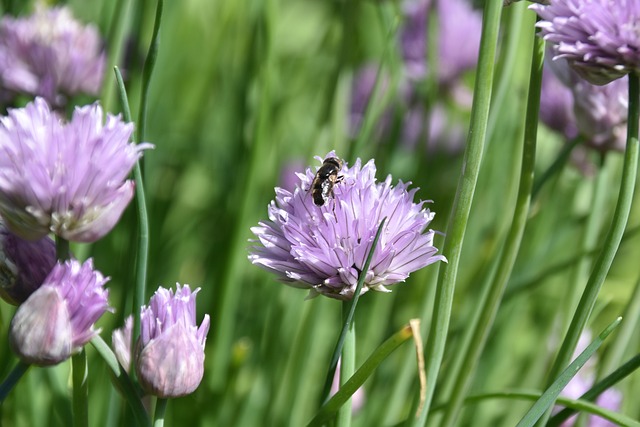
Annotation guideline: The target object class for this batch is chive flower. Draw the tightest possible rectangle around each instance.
[0,4,106,106]
[0,97,152,242]
[249,153,445,300]
[0,220,56,305]
[401,0,482,84]
[135,284,210,398]
[542,56,629,152]
[532,0,640,85]
[9,258,111,366]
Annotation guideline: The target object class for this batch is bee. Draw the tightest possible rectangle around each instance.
[311,157,344,207]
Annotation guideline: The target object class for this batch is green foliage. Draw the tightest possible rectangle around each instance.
[1,0,640,426]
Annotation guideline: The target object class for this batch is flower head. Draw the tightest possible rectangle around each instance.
[249,153,445,300]
[0,220,56,305]
[572,77,628,152]
[0,97,153,242]
[0,4,106,106]
[532,0,640,85]
[542,56,629,151]
[9,258,111,366]
[136,284,210,398]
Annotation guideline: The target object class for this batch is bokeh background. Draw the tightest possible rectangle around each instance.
[1,0,639,426]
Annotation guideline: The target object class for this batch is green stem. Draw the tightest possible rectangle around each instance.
[90,336,151,427]
[113,67,151,372]
[55,236,71,262]
[0,362,29,402]
[429,389,640,427]
[517,318,622,427]
[537,72,640,425]
[308,323,414,427]
[319,218,387,404]
[548,352,640,427]
[208,0,276,390]
[531,136,581,200]
[72,350,89,427]
[564,155,609,327]
[336,304,355,427]
[101,0,131,112]
[138,0,163,149]
[153,398,168,427]
[599,277,640,376]
[439,23,543,427]
[414,0,503,423]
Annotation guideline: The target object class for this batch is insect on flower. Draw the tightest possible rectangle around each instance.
[311,157,344,207]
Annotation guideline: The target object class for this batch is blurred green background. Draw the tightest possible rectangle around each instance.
[1,0,639,426]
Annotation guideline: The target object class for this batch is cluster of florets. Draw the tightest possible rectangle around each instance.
[250,152,446,300]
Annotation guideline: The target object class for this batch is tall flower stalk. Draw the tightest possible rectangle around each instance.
[529,0,640,423]
[415,0,503,423]
[439,15,543,426]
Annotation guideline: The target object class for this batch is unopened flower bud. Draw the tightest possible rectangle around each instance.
[9,286,72,365]
[135,284,210,398]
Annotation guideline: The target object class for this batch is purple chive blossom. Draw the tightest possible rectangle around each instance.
[0,4,106,106]
[0,97,153,242]
[532,0,640,85]
[544,56,629,151]
[136,284,210,398]
[572,77,628,152]
[9,258,111,366]
[540,63,579,140]
[0,220,56,305]
[401,0,482,84]
[249,152,446,300]
[436,0,482,85]
[400,0,430,80]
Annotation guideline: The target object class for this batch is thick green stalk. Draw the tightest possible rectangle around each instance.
[153,398,168,427]
[438,25,543,427]
[564,155,609,327]
[308,323,414,427]
[414,0,503,423]
[537,72,640,426]
[71,350,89,427]
[90,337,150,427]
[55,236,71,262]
